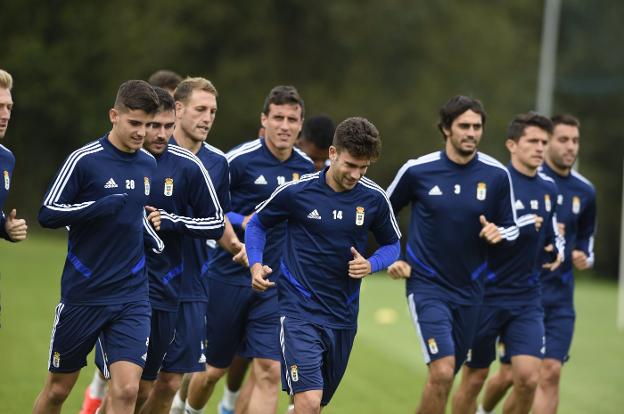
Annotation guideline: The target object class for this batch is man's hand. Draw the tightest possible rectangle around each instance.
[542,244,563,271]
[145,206,161,231]
[479,215,502,244]
[572,249,591,270]
[534,215,543,231]
[348,247,371,279]
[388,260,411,280]
[5,209,27,242]
[251,262,274,291]
[232,241,249,267]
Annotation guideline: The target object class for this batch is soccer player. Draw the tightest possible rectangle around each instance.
[148,70,183,96]
[33,80,162,414]
[246,116,401,413]
[184,85,315,414]
[479,114,597,414]
[450,113,564,414]
[296,114,335,171]
[386,95,518,414]
[0,68,27,243]
[149,77,244,414]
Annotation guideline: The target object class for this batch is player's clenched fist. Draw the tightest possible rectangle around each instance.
[251,262,274,291]
[388,260,411,280]
[479,215,503,244]
[348,247,371,279]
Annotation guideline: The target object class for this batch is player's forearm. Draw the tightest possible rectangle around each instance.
[226,211,246,230]
[218,217,242,254]
[143,215,165,253]
[368,241,401,273]
[159,210,225,240]
[245,215,267,266]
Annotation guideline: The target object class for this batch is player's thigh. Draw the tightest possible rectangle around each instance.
[161,301,207,374]
[99,301,151,371]
[240,292,281,362]
[543,305,575,363]
[279,316,324,398]
[407,293,454,363]
[320,326,357,406]
[48,303,109,373]
[205,279,253,368]
[142,309,178,381]
[466,306,503,370]
[502,305,545,360]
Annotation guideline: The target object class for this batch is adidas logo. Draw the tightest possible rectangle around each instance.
[515,200,525,210]
[307,209,322,220]
[198,353,206,363]
[104,178,118,188]
[428,185,442,195]
[141,353,147,361]
[254,175,268,185]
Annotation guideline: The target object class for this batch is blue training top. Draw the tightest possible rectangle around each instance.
[171,139,232,303]
[484,164,564,306]
[207,138,314,289]
[146,143,225,311]
[249,169,401,329]
[539,162,596,307]
[0,144,15,241]
[39,135,163,306]
[387,150,519,305]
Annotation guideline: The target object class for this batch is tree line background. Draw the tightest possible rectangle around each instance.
[1,0,622,277]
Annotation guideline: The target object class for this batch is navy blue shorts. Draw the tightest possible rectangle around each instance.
[279,316,356,407]
[468,304,544,369]
[141,309,178,380]
[160,301,207,373]
[543,305,575,363]
[49,301,151,374]
[205,278,280,369]
[407,293,480,373]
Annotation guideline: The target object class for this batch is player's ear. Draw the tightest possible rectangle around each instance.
[175,101,184,118]
[329,146,338,162]
[505,138,516,153]
[260,112,268,129]
[109,108,119,124]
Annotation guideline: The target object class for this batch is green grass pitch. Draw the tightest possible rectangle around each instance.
[1,234,623,413]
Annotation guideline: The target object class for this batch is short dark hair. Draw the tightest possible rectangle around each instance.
[551,114,580,129]
[333,117,381,161]
[262,85,305,118]
[506,112,553,141]
[300,115,335,150]
[437,95,487,139]
[148,70,183,91]
[153,87,175,113]
[114,80,160,114]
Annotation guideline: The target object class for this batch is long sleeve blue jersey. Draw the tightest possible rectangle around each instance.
[387,151,519,304]
[146,143,225,311]
[38,135,163,305]
[0,144,15,241]
[253,170,401,328]
[539,162,596,307]
[207,138,315,288]
[484,164,565,306]
[173,139,232,303]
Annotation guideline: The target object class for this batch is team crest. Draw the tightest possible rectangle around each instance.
[3,170,9,190]
[530,200,539,210]
[355,206,365,226]
[427,338,439,355]
[572,196,581,214]
[557,194,563,205]
[290,365,299,382]
[544,194,552,212]
[144,177,150,196]
[164,178,174,197]
[476,182,487,201]
[292,172,300,181]
[52,352,61,368]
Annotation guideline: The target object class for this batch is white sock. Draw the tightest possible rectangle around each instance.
[170,392,185,414]
[221,384,240,410]
[89,370,107,399]
[287,404,295,413]
[476,404,493,414]
[184,401,203,414]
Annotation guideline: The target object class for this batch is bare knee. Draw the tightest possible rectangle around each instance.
[463,368,489,396]
[294,391,322,414]
[201,366,227,386]
[539,360,562,388]
[45,381,73,405]
[254,359,280,386]
[154,373,182,396]
[429,359,455,389]
[110,381,140,404]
